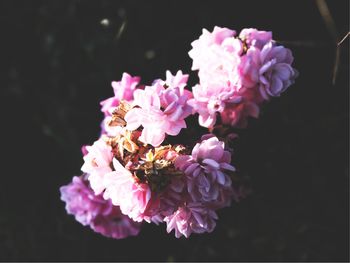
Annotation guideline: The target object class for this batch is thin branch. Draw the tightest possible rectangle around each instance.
[332,32,349,85]
[337,32,350,46]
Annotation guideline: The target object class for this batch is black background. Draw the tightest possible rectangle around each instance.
[1,0,349,261]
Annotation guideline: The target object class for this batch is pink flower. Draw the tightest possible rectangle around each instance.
[189,26,237,71]
[187,27,247,128]
[175,135,235,204]
[188,84,242,128]
[125,72,193,146]
[100,72,141,116]
[60,175,141,239]
[81,139,113,195]
[189,26,242,91]
[164,202,218,238]
[102,158,155,222]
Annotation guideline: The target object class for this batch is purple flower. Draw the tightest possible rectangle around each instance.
[239,42,298,99]
[175,135,235,204]
[257,42,298,98]
[60,175,141,239]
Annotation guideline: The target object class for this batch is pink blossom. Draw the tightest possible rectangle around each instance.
[102,158,155,222]
[189,26,242,90]
[196,46,242,92]
[188,26,243,91]
[125,72,192,146]
[187,27,246,128]
[100,72,141,116]
[175,135,235,204]
[188,84,242,128]
[60,175,141,239]
[189,26,237,71]
[164,202,218,238]
[81,139,113,195]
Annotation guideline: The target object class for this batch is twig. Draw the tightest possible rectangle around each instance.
[337,32,350,46]
[332,32,349,85]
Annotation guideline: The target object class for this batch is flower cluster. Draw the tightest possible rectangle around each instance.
[60,26,297,239]
[188,27,298,128]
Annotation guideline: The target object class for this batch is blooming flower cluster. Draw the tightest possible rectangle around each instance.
[188,27,298,128]
[60,26,297,239]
